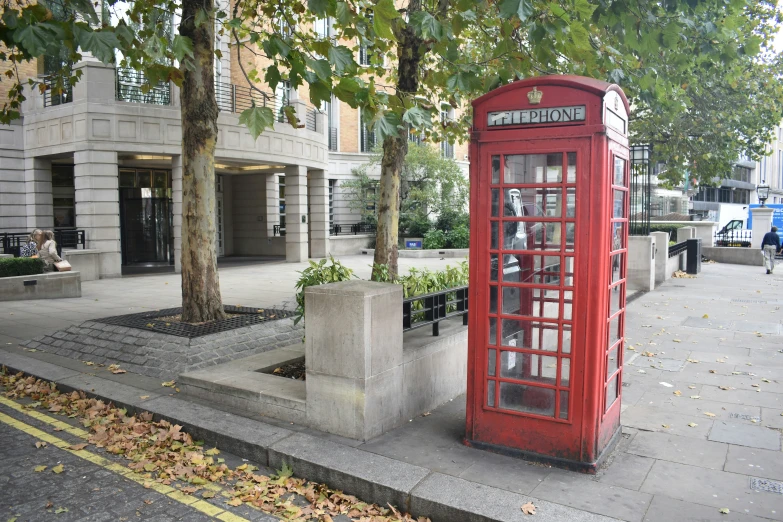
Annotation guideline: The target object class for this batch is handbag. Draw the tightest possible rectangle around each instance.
[54,260,72,272]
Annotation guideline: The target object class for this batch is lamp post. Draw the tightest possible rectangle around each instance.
[629,144,652,236]
[757,184,770,207]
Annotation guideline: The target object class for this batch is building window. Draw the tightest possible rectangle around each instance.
[440,107,454,158]
[731,166,751,183]
[360,111,376,152]
[216,174,223,193]
[279,176,286,232]
[327,96,337,151]
[276,81,291,123]
[719,188,731,203]
[329,179,335,229]
[314,17,332,39]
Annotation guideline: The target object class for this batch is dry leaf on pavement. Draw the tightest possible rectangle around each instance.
[108,364,126,374]
[51,464,64,474]
[521,502,536,515]
[687,423,698,428]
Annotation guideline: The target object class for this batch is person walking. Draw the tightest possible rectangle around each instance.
[38,230,63,272]
[761,226,781,275]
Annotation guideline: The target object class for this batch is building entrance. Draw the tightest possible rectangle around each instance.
[119,168,174,267]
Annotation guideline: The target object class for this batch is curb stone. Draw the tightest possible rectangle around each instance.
[0,350,622,522]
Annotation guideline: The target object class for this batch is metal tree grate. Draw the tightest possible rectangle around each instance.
[93,306,294,338]
[750,478,783,494]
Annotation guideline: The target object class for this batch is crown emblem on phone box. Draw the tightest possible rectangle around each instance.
[527,87,543,104]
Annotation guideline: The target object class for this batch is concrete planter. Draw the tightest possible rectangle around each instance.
[0,271,81,301]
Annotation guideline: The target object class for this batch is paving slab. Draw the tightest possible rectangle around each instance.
[708,421,782,451]
[733,321,782,335]
[640,460,783,521]
[626,431,728,470]
[699,385,783,409]
[530,470,653,522]
[761,408,783,429]
[456,450,553,495]
[411,472,623,522]
[620,404,714,439]
[682,317,736,330]
[642,495,775,522]
[596,452,655,491]
[267,432,431,511]
[0,350,80,382]
[724,444,783,481]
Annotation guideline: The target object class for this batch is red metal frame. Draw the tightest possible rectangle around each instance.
[465,76,630,472]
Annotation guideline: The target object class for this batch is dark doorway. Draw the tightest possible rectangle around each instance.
[119,168,174,270]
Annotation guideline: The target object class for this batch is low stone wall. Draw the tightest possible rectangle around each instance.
[0,271,81,301]
[627,236,655,292]
[666,252,684,276]
[329,234,373,255]
[702,246,763,266]
[63,249,101,281]
[22,317,303,380]
[361,248,469,259]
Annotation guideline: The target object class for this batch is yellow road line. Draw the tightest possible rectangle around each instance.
[0,396,242,501]
[0,410,252,522]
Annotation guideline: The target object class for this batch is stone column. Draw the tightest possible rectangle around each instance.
[650,231,669,285]
[71,61,115,104]
[74,150,120,278]
[626,235,655,292]
[676,226,695,243]
[24,158,54,230]
[264,173,280,237]
[305,280,403,441]
[308,170,330,258]
[172,156,183,273]
[284,165,308,262]
[751,207,775,249]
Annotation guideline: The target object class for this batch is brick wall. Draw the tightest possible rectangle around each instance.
[0,51,38,109]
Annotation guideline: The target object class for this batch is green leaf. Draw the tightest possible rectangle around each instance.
[402,105,432,129]
[307,57,332,81]
[194,8,210,28]
[239,106,275,139]
[498,0,534,20]
[373,0,399,40]
[411,11,443,41]
[74,26,121,64]
[446,71,482,92]
[13,23,52,57]
[335,1,351,25]
[308,0,329,17]
[373,111,400,140]
[265,66,281,92]
[308,79,332,106]
[172,35,193,63]
[328,45,354,74]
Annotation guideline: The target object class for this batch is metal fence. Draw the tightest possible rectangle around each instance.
[305,107,317,132]
[330,223,376,236]
[43,75,72,107]
[714,229,752,248]
[1,229,85,257]
[629,144,652,236]
[328,126,338,151]
[214,81,280,115]
[668,241,688,258]
[116,68,171,105]
[403,285,468,336]
[361,125,377,152]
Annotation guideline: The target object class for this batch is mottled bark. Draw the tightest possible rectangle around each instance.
[179,0,225,322]
[372,0,425,281]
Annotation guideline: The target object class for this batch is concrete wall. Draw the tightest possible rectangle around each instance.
[650,221,716,247]
[702,246,763,266]
[627,236,655,292]
[222,174,235,256]
[651,231,669,285]
[330,235,373,256]
[232,173,268,256]
[0,271,81,301]
[0,122,29,234]
[62,249,100,281]
[666,253,684,277]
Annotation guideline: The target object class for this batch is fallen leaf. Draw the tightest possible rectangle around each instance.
[54,507,68,514]
[703,412,716,417]
[227,498,243,506]
[34,465,47,472]
[521,502,536,515]
[201,491,215,499]
[761,378,771,383]
[46,501,53,509]
[719,508,730,514]
[139,395,149,400]
[35,441,47,448]
[661,424,670,429]
[52,464,64,474]
[162,381,176,387]
[107,364,126,374]
[422,412,432,417]
[688,423,698,427]
[716,359,725,363]
[143,500,153,505]
[751,384,760,388]
[702,314,709,319]
[690,395,701,399]
[673,390,682,396]
[709,370,717,374]
[719,386,735,390]
[688,385,696,389]
[83,361,95,366]
[68,443,88,451]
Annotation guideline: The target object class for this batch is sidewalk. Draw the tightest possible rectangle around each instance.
[1,261,782,521]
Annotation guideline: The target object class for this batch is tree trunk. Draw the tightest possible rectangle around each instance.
[179,0,225,323]
[371,0,424,281]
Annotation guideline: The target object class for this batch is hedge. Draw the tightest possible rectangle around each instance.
[630,223,685,239]
[0,257,45,278]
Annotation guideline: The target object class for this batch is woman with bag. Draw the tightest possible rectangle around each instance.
[39,230,70,272]
[19,229,42,258]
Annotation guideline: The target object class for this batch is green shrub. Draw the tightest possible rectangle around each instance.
[372,261,469,298]
[0,257,44,278]
[436,210,469,233]
[446,225,470,249]
[294,256,355,325]
[422,229,446,249]
[405,216,432,238]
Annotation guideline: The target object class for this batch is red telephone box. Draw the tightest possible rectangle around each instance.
[465,75,630,472]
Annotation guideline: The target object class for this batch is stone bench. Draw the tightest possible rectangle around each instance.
[0,271,81,301]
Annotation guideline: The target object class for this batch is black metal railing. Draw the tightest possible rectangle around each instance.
[629,144,652,236]
[305,107,317,132]
[1,229,85,257]
[214,81,280,115]
[43,75,72,107]
[361,125,377,152]
[714,229,752,248]
[403,285,468,336]
[116,68,171,105]
[273,225,286,237]
[328,126,338,151]
[668,241,688,258]
[330,223,376,236]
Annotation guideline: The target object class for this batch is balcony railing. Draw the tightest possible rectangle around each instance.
[328,126,338,151]
[305,107,317,132]
[214,81,281,116]
[361,125,377,152]
[43,75,72,107]
[116,68,171,105]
